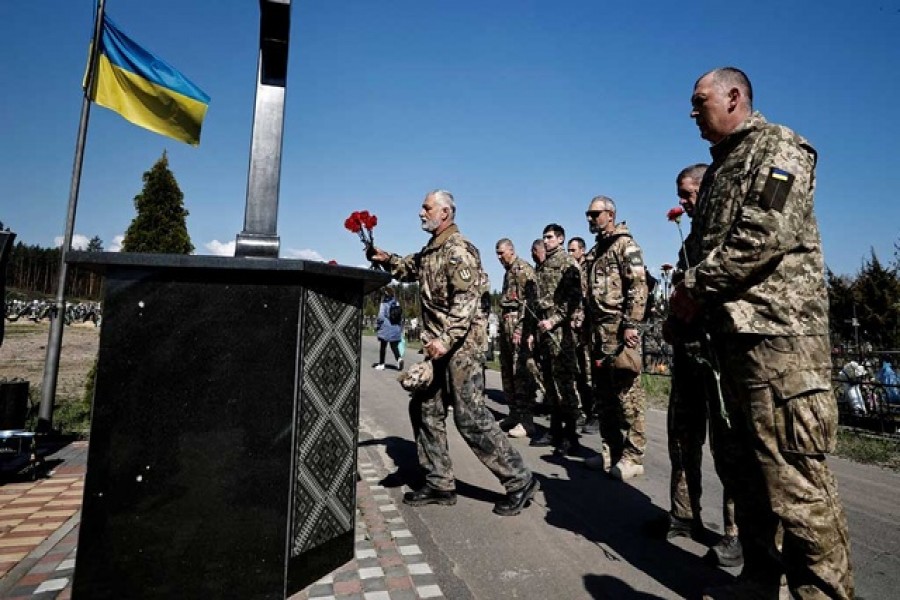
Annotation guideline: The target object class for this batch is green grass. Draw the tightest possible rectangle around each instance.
[834,429,900,471]
[642,373,672,409]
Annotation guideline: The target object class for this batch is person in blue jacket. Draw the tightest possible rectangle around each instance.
[375,287,403,370]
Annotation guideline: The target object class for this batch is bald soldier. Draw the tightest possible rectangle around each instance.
[495,239,539,438]
[671,67,852,598]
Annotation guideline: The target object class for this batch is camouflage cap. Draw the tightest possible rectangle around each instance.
[398,360,433,392]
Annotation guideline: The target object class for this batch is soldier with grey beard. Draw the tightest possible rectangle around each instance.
[368,189,539,516]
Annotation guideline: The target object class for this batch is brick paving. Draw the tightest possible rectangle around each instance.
[0,440,443,599]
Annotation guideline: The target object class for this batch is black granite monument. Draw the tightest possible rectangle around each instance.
[69,2,389,598]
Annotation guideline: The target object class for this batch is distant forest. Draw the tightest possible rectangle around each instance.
[6,242,102,300]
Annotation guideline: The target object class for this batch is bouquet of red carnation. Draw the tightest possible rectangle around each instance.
[344,210,381,269]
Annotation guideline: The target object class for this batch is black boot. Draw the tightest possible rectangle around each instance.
[530,411,562,447]
[554,418,582,457]
[402,486,457,506]
[493,477,540,516]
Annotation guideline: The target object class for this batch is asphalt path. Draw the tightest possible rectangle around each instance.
[356,336,898,599]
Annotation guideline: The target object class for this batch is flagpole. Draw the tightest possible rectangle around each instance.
[37,0,106,433]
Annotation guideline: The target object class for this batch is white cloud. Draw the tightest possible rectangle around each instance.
[109,235,124,252]
[284,248,325,261]
[203,239,236,256]
[54,233,90,250]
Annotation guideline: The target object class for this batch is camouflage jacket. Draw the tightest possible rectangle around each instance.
[585,223,648,330]
[386,224,486,354]
[500,256,536,335]
[683,112,829,336]
[527,245,581,335]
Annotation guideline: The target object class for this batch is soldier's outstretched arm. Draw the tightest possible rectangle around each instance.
[376,250,421,283]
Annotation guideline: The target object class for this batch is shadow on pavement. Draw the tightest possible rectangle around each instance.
[359,435,510,506]
[584,574,662,599]
[535,450,735,599]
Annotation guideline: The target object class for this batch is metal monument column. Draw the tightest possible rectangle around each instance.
[235,0,291,257]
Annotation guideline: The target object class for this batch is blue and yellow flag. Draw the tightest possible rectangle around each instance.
[89,16,210,146]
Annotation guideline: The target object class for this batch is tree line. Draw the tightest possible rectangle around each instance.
[5,152,193,303]
[6,237,104,300]
[827,249,900,351]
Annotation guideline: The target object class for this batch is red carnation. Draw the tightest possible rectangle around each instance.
[667,206,685,223]
[344,211,362,233]
[343,210,379,270]
[667,207,689,268]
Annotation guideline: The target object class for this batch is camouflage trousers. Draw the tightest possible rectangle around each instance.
[574,337,593,417]
[668,346,737,536]
[535,326,581,421]
[593,363,646,464]
[590,320,645,462]
[409,347,532,494]
[526,355,545,396]
[498,314,537,419]
[715,334,852,599]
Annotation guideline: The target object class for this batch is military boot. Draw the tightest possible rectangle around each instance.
[554,418,582,457]
[709,534,744,567]
[530,412,562,447]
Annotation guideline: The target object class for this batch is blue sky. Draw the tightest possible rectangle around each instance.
[3,0,899,291]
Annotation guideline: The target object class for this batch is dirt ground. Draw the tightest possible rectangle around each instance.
[0,321,99,403]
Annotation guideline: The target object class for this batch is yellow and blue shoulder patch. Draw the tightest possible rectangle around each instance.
[760,167,795,212]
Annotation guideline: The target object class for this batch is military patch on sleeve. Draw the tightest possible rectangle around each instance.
[452,265,475,290]
[760,167,795,212]
[626,250,644,267]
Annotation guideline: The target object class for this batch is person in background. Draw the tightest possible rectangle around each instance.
[528,224,583,457]
[495,238,539,439]
[662,163,741,568]
[374,287,403,370]
[582,195,649,480]
[568,236,594,432]
[531,238,546,266]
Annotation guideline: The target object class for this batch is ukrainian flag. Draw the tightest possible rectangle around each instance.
[89,16,210,146]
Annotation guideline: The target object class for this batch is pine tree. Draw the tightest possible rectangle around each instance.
[849,250,900,349]
[121,151,194,254]
[86,236,104,252]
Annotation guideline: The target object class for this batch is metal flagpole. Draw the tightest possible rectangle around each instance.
[37,0,107,432]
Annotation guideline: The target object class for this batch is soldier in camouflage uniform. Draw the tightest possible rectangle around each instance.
[495,239,538,438]
[528,239,548,404]
[582,196,648,480]
[369,190,538,516]
[670,67,852,599]
[527,224,583,456]
[568,237,596,432]
[663,164,741,567]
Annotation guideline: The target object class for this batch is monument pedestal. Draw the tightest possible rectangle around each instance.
[68,252,387,599]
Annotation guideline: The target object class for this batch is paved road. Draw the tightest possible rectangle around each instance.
[357,337,898,599]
